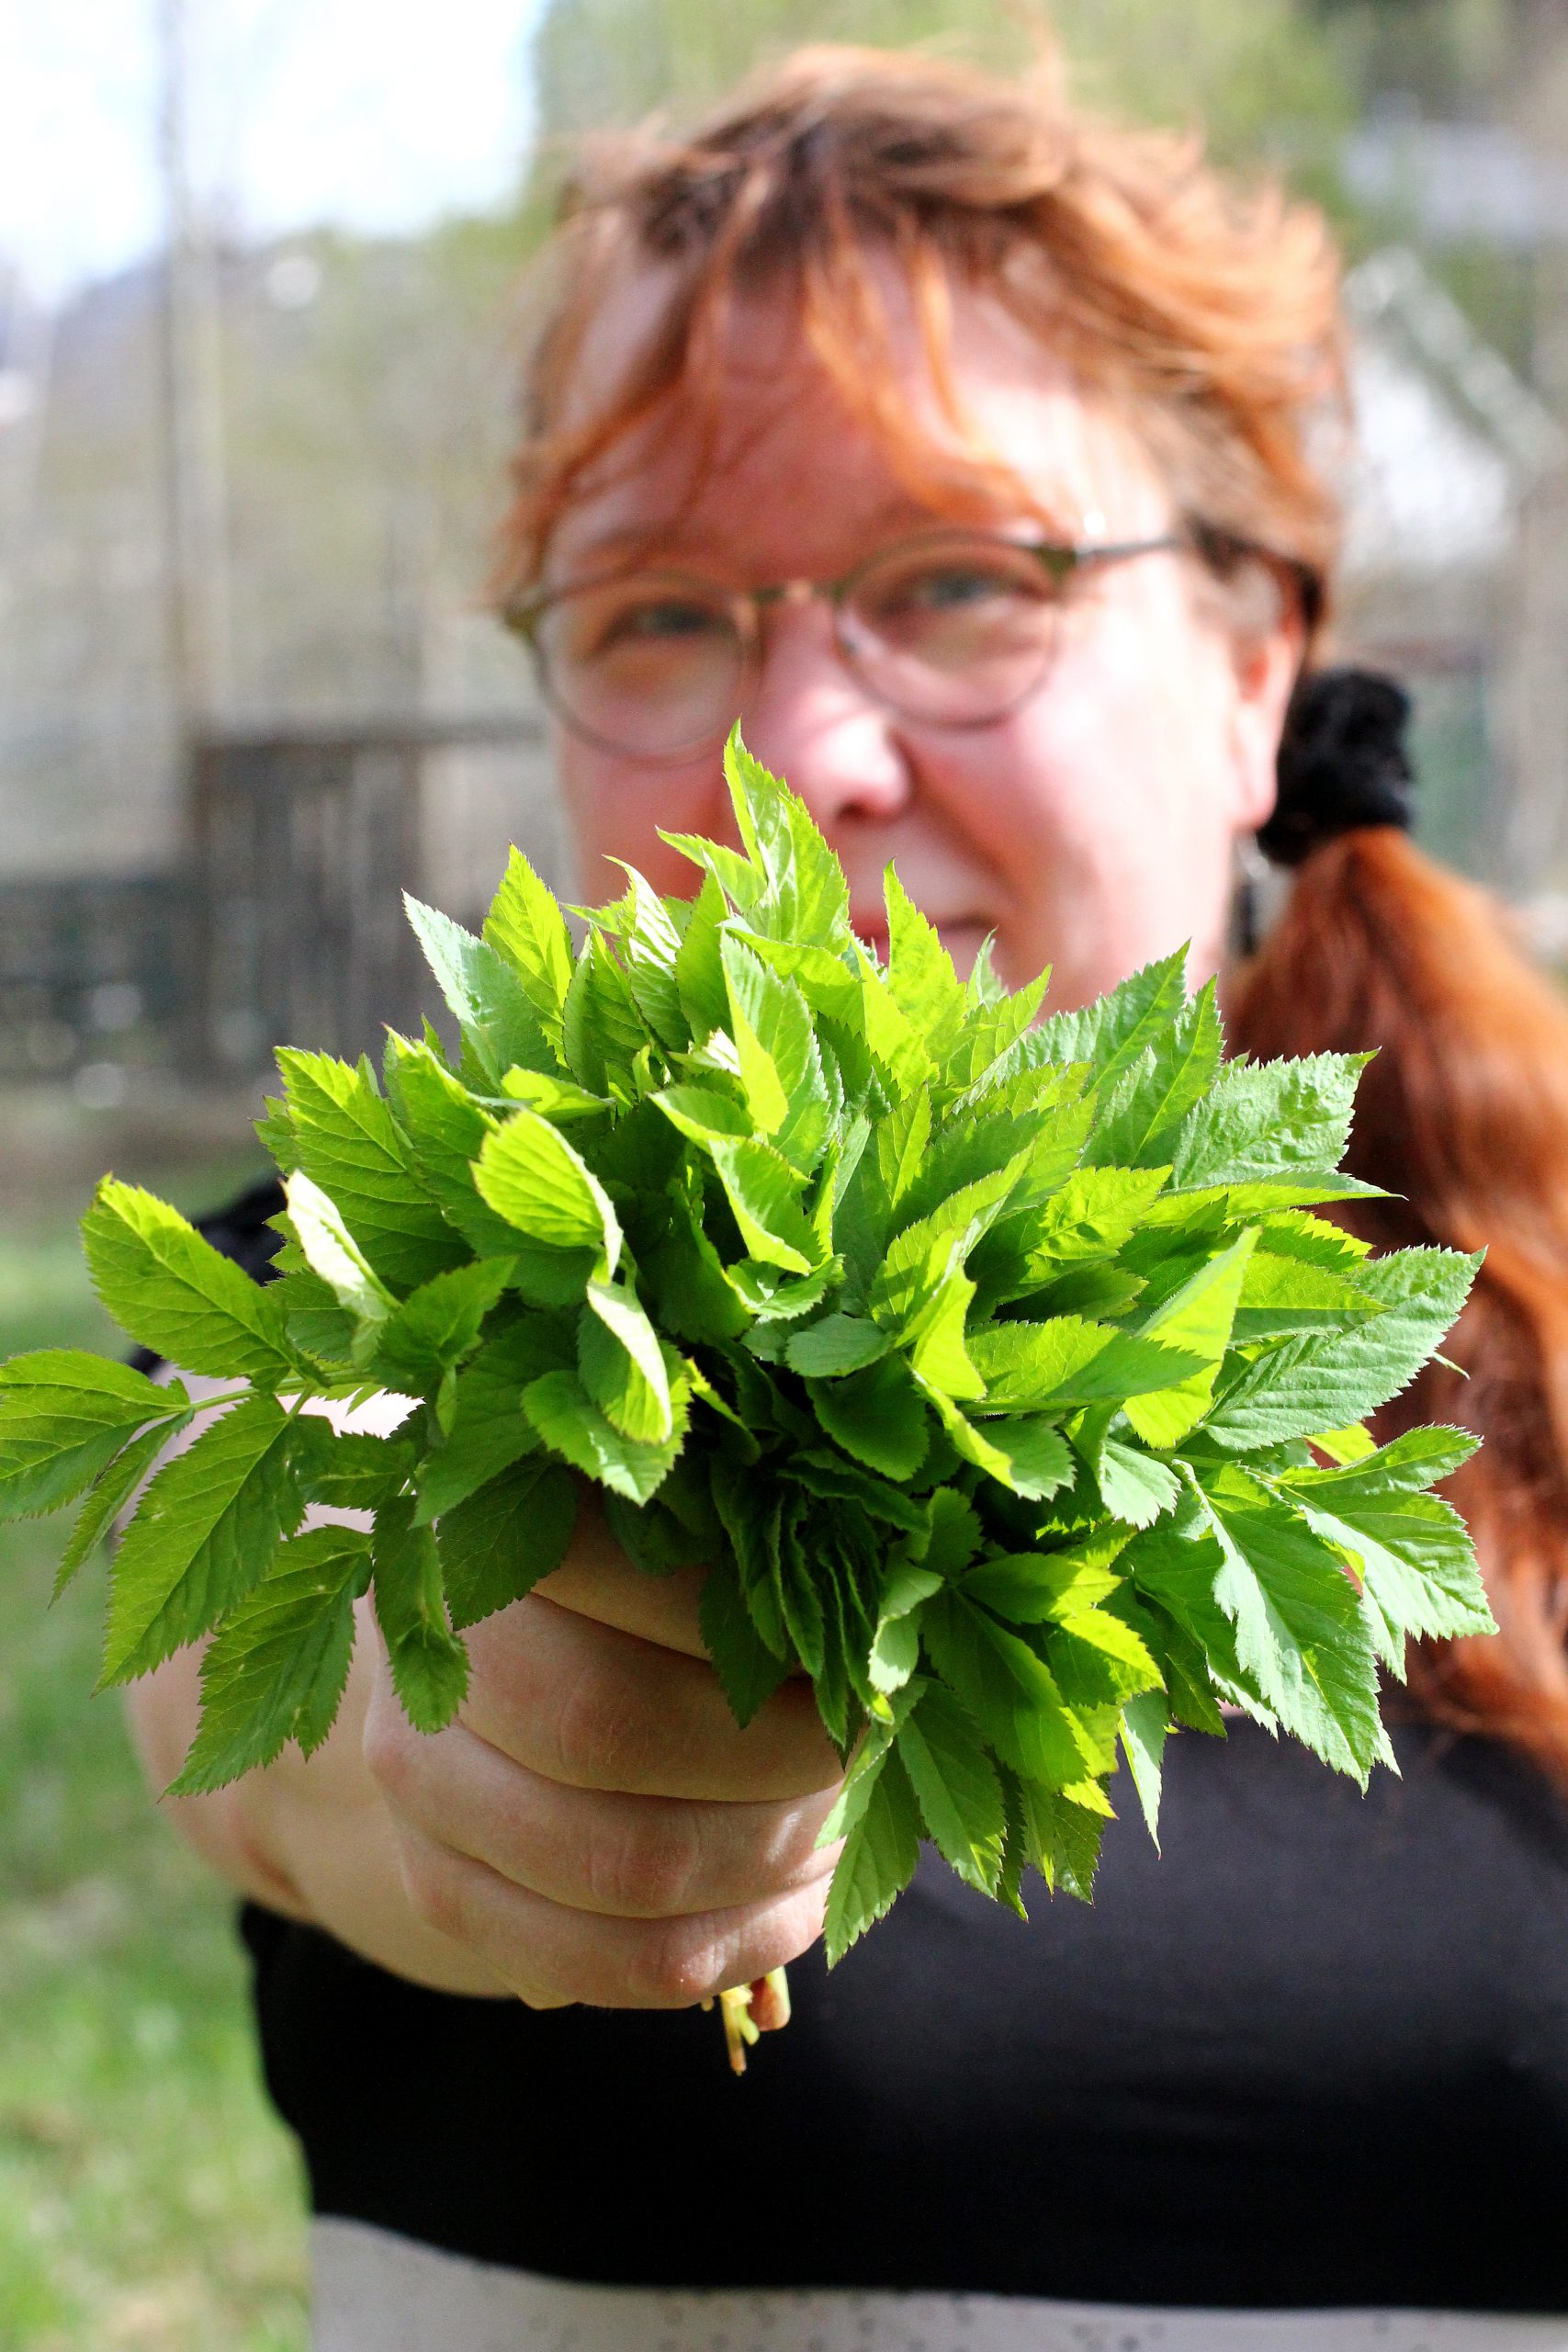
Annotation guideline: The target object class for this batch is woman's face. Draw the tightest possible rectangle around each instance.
[542,277,1299,1011]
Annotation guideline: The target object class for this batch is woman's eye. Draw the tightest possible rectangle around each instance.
[598,598,728,649]
[913,567,1004,608]
[875,563,1030,621]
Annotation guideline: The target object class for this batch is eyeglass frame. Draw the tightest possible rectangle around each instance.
[502,519,1313,763]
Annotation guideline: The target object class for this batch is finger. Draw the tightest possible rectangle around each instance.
[459,1593,840,1802]
[370,1716,841,1918]
[534,1497,709,1659]
[389,1825,830,2011]
[748,1971,790,2034]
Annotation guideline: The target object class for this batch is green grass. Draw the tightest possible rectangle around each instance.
[0,1158,310,2351]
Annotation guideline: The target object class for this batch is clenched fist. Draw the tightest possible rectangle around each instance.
[362,1497,845,2013]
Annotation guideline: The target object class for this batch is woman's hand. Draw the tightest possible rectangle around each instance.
[361,1500,845,2011]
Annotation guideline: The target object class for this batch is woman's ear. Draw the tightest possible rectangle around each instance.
[1228,599,1306,836]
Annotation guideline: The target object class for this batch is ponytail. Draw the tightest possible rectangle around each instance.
[1231,741,1568,1779]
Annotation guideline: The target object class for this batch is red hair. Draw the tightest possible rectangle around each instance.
[502,41,1568,1775]
[499,43,1345,609]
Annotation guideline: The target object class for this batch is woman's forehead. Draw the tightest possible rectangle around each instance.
[548,269,1170,579]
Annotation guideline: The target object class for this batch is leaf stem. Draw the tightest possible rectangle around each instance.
[704,1966,791,2075]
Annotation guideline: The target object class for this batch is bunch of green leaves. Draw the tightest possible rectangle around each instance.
[0,732,1495,1962]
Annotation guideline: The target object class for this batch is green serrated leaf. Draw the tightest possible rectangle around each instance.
[1018,1780,1107,1899]
[276,1048,470,1292]
[0,1351,192,1523]
[384,1039,521,1261]
[561,932,649,1101]
[698,1546,791,1727]
[412,1323,569,1524]
[405,894,553,1085]
[705,1136,819,1274]
[823,1743,922,1965]
[523,1368,682,1503]
[1231,1246,1386,1343]
[372,1493,468,1732]
[285,1170,395,1344]
[101,1395,304,1686]
[301,1429,416,1515]
[52,1415,194,1598]
[1204,1248,1480,1451]
[437,1457,578,1631]
[807,1355,929,1482]
[884,865,964,1049]
[593,862,688,1048]
[482,844,575,1045]
[1016,1165,1172,1270]
[722,728,852,952]
[1184,1463,1382,1783]
[919,1386,1075,1500]
[867,1562,941,1696]
[961,1531,1128,1623]
[966,1317,1206,1412]
[1094,1434,1181,1528]
[1122,1230,1257,1450]
[1119,1690,1168,1846]
[897,1683,1006,1894]
[641,1181,753,1347]
[786,1314,890,1378]
[82,1180,295,1383]
[1085,981,1223,1170]
[921,1588,1096,1788]
[474,1108,622,1271]
[1048,1603,1163,1707]
[168,1524,368,1793]
[579,1278,674,1443]
[372,1261,514,1398]
[1171,1051,1370,1193]
[671,872,732,1042]
[1031,948,1188,1092]
[1276,1430,1493,1670]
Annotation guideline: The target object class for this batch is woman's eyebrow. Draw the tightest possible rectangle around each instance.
[563,522,677,564]
[554,494,1079,578]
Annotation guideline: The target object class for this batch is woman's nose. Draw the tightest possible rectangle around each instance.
[735,600,914,831]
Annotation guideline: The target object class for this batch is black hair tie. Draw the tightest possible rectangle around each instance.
[1259,665,1416,869]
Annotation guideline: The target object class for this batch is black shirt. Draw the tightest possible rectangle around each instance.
[208,1182,1568,2310]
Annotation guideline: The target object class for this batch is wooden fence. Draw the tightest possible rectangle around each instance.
[0,717,561,1082]
[185,716,559,1075]
[0,872,192,1081]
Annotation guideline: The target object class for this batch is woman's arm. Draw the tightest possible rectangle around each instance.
[123,1497,844,2008]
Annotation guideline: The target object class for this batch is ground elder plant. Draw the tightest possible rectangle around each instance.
[0,732,1495,2069]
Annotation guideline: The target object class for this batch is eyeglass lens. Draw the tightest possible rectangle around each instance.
[533,534,1066,758]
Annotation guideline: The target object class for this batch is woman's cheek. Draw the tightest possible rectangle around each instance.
[562,746,729,894]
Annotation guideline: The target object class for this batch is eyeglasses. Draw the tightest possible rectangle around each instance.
[502,526,1187,763]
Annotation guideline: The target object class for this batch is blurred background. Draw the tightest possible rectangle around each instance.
[3,3,1567,2345]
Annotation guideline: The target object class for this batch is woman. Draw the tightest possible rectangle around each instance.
[129,41,1568,2350]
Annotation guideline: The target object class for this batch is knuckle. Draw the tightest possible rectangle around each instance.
[629,1914,728,2008]
[586,1808,702,1919]
[361,1701,419,1804]
[549,1657,656,1791]
[397,1839,469,1944]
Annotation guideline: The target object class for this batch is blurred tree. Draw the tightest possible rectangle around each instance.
[1311,0,1511,118]
[529,0,1356,185]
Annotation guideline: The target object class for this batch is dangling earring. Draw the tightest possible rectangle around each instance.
[1230,833,1274,959]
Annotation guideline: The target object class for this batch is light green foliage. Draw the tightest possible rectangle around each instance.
[0,729,1492,1967]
